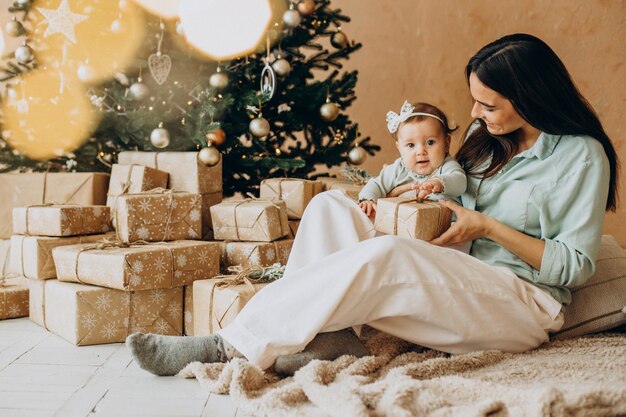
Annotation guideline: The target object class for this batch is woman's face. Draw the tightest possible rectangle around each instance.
[468,72,526,135]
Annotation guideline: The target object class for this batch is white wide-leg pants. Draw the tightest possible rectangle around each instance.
[218,191,564,370]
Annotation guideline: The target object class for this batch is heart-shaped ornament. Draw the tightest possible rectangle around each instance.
[148,53,172,86]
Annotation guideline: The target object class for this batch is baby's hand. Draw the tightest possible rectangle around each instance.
[358,200,377,218]
[413,178,444,200]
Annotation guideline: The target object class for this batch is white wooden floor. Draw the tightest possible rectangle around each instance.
[0,317,246,417]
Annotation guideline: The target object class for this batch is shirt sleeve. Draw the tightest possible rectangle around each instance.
[432,157,467,198]
[358,159,404,201]
[533,148,610,288]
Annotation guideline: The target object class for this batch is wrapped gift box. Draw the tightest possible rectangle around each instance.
[193,278,269,336]
[13,205,111,237]
[201,192,223,240]
[0,283,29,320]
[106,164,169,209]
[259,178,323,219]
[317,178,362,200]
[10,232,115,280]
[374,197,452,240]
[288,220,300,238]
[0,172,109,238]
[219,239,293,271]
[30,280,182,346]
[53,240,221,291]
[115,192,202,242]
[211,200,289,242]
[183,284,194,336]
[117,151,221,194]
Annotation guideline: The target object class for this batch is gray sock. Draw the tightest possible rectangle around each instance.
[274,329,369,376]
[125,332,228,376]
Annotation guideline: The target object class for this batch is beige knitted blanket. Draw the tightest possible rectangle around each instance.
[180,330,626,417]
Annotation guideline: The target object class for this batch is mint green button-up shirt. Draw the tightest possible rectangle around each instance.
[461,131,610,305]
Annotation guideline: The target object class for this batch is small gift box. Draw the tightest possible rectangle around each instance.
[115,191,202,242]
[374,197,452,240]
[0,282,29,320]
[105,164,169,208]
[219,239,293,271]
[210,199,289,242]
[259,178,324,219]
[12,205,111,237]
[317,178,362,200]
[53,240,221,291]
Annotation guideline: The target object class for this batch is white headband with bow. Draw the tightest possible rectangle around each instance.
[386,100,445,133]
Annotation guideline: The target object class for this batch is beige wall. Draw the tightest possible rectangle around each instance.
[334,0,625,245]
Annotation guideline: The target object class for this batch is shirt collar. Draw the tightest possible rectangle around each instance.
[516,131,562,161]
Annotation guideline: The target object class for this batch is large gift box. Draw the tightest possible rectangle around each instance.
[211,199,289,242]
[115,192,202,242]
[374,197,452,240]
[53,240,221,291]
[13,205,111,237]
[220,239,293,270]
[30,280,182,346]
[193,278,268,336]
[106,164,169,208]
[259,178,323,219]
[0,172,109,239]
[183,284,194,336]
[317,177,362,200]
[1,282,29,320]
[10,232,114,280]
[117,151,221,194]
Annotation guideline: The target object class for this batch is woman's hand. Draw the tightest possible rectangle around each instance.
[429,200,492,246]
[358,200,377,218]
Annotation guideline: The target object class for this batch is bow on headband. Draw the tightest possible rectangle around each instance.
[386,100,445,133]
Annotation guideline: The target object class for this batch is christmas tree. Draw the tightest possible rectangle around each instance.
[0,0,379,196]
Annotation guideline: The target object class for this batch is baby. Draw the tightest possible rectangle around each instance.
[358,101,467,217]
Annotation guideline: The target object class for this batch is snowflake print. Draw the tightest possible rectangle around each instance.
[95,293,112,310]
[174,270,183,279]
[129,274,142,287]
[154,255,167,271]
[101,323,117,339]
[92,206,104,218]
[137,199,152,213]
[8,304,21,317]
[149,289,165,304]
[188,228,199,239]
[184,310,192,325]
[143,176,154,191]
[80,312,98,329]
[176,255,187,268]
[163,227,174,240]
[154,273,166,283]
[62,227,73,236]
[166,302,180,317]
[153,319,169,334]
[197,250,210,265]
[266,247,276,261]
[131,260,144,273]
[136,227,150,240]
[189,209,201,222]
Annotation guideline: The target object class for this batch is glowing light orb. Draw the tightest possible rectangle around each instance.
[1,70,100,160]
[179,0,272,60]
[132,0,181,19]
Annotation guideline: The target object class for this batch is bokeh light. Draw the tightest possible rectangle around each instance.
[132,0,180,19]
[2,69,100,160]
[0,26,4,55]
[179,0,273,60]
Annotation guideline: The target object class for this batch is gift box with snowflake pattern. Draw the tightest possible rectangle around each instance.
[12,205,111,237]
[105,164,169,211]
[219,239,293,271]
[374,197,452,241]
[0,283,29,320]
[210,199,289,242]
[183,284,194,336]
[53,240,221,291]
[115,192,202,243]
[259,178,324,219]
[31,279,182,346]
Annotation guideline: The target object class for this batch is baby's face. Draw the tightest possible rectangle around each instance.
[396,119,450,176]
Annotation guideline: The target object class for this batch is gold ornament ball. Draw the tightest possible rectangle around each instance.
[249,117,270,137]
[129,82,150,101]
[331,31,348,49]
[297,0,316,15]
[320,102,340,121]
[150,127,170,148]
[283,9,302,28]
[348,146,367,165]
[198,146,221,167]
[206,128,226,146]
[15,45,34,64]
[271,58,291,76]
[209,72,229,90]
[5,19,24,37]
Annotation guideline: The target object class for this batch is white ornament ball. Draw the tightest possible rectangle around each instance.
[348,146,366,165]
[110,19,123,33]
[209,72,229,90]
[150,127,170,148]
[129,82,149,101]
[14,45,33,64]
[331,31,348,49]
[297,0,316,15]
[198,145,221,167]
[5,19,23,37]
[271,58,291,76]
[283,9,302,28]
[320,102,340,121]
[249,117,270,137]
[77,64,97,82]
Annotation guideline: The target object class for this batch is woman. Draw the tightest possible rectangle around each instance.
[127,34,620,376]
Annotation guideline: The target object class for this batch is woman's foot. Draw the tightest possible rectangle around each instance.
[125,333,228,376]
[274,329,369,376]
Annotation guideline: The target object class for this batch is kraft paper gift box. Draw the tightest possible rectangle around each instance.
[105,164,169,209]
[9,232,115,280]
[53,240,221,291]
[259,178,324,219]
[115,192,202,243]
[13,205,111,237]
[317,177,362,200]
[31,280,182,346]
[183,284,194,336]
[117,151,221,194]
[288,220,300,238]
[0,172,109,239]
[219,239,293,271]
[210,199,289,242]
[0,282,29,320]
[374,197,452,241]
[193,278,269,336]
[201,192,223,240]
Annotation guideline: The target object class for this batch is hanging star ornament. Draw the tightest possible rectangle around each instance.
[37,0,88,44]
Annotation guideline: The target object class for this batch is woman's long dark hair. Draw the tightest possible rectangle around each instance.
[457,33,619,211]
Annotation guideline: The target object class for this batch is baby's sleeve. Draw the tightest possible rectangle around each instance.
[434,158,467,197]
[358,160,403,201]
